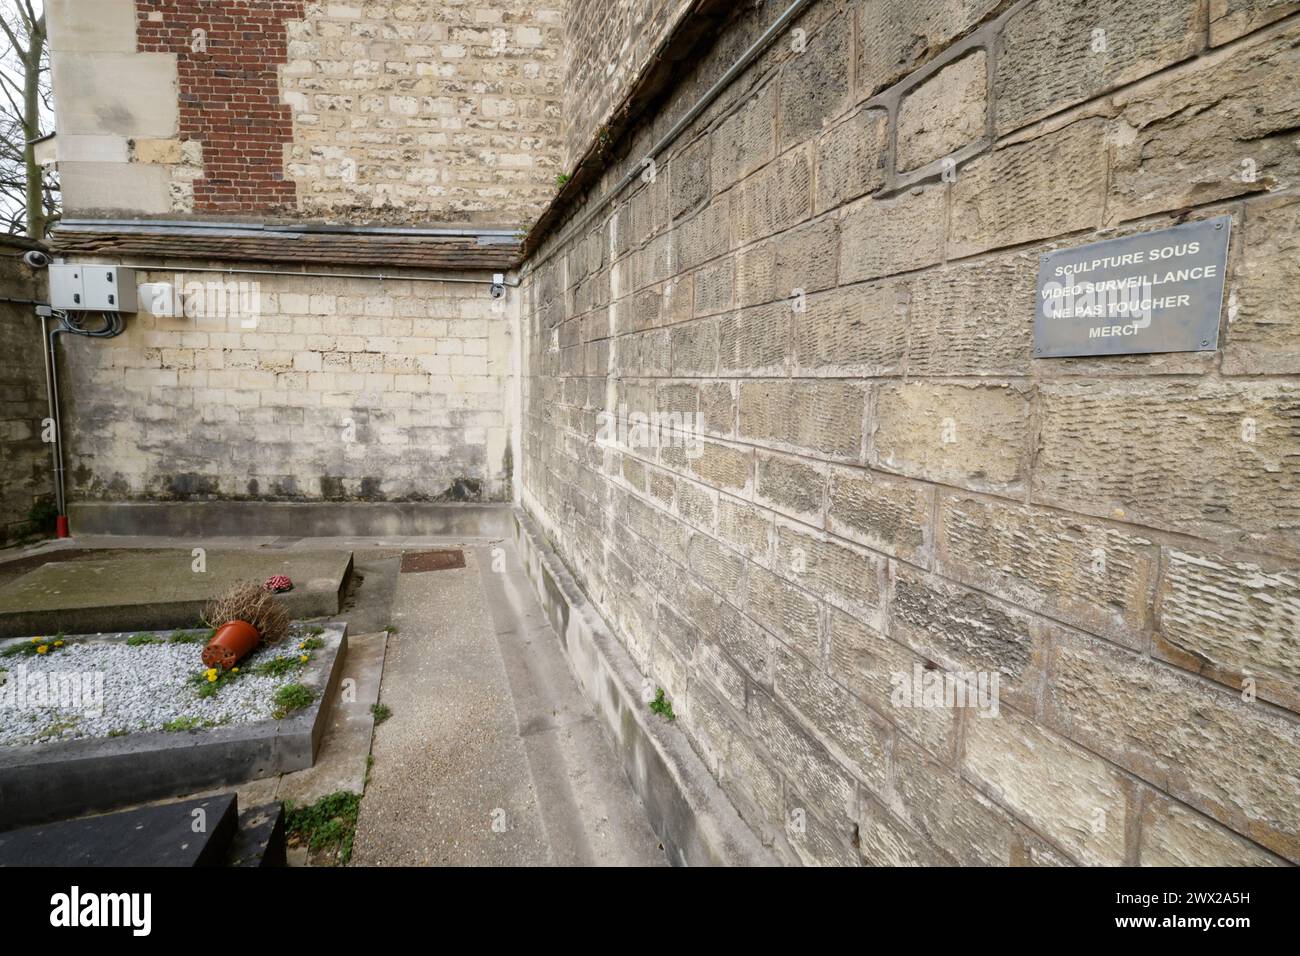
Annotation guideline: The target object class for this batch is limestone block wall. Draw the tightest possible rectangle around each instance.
[47,0,183,216]
[0,243,53,541]
[518,0,1300,865]
[278,0,565,225]
[59,265,514,503]
[560,0,692,171]
[47,0,566,226]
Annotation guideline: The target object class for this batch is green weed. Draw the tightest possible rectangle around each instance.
[284,791,361,865]
[649,687,676,721]
[273,683,314,718]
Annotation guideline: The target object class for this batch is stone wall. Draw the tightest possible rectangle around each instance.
[59,263,514,503]
[278,0,564,226]
[48,0,183,216]
[518,0,1300,865]
[560,0,691,171]
[48,0,565,227]
[0,241,53,541]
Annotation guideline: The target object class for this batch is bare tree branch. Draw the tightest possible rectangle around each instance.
[0,0,55,237]
[0,15,23,57]
[0,75,25,119]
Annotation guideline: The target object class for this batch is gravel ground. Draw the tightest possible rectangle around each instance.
[0,626,324,747]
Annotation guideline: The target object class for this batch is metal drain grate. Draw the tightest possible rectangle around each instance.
[400,549,466,573]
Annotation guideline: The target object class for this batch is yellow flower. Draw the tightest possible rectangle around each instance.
[36,645,49,655]
[31,637,40,644]
[232,667,240,674]
[205,668,219,683]
[54,641,64,647]
[299,654,309,663]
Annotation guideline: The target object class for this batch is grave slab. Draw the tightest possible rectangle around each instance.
[0,549,352,638]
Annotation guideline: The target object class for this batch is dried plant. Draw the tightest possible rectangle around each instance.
[202,581,290,644]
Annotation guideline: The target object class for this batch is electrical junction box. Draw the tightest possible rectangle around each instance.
[49,264,137,312]
[48,263,84,309]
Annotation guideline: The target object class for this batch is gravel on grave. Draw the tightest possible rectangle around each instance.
[0,628,322,747]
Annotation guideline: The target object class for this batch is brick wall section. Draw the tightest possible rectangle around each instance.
[136,0,304,214]
[519,0,1300,865]
[0,243,52,541]
[60,267,513,502]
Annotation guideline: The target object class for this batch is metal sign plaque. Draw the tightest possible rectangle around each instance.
[1034,216,1231,358]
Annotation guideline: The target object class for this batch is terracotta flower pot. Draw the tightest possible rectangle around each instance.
[202,620,261,670]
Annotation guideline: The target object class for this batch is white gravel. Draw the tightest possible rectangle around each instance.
[0,626,325,747]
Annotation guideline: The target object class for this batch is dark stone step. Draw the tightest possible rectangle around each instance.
[225,802,286,867]
[0,794,238,867]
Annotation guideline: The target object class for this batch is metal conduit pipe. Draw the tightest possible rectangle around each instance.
[57,218,522,240]
[87,263,520,289]
[38,310,61,520]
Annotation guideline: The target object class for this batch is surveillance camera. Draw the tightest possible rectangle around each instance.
[22,249,51,269]
[490,273,506,299]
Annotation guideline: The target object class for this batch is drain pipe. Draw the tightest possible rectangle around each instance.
[38,308,66,535]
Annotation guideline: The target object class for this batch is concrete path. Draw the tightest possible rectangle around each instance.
[352,542,666,867]
[277,630,387,806]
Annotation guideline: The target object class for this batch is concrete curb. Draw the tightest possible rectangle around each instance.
[511,508,773,867]
[0,624,348,830]
[68,501,514,538]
